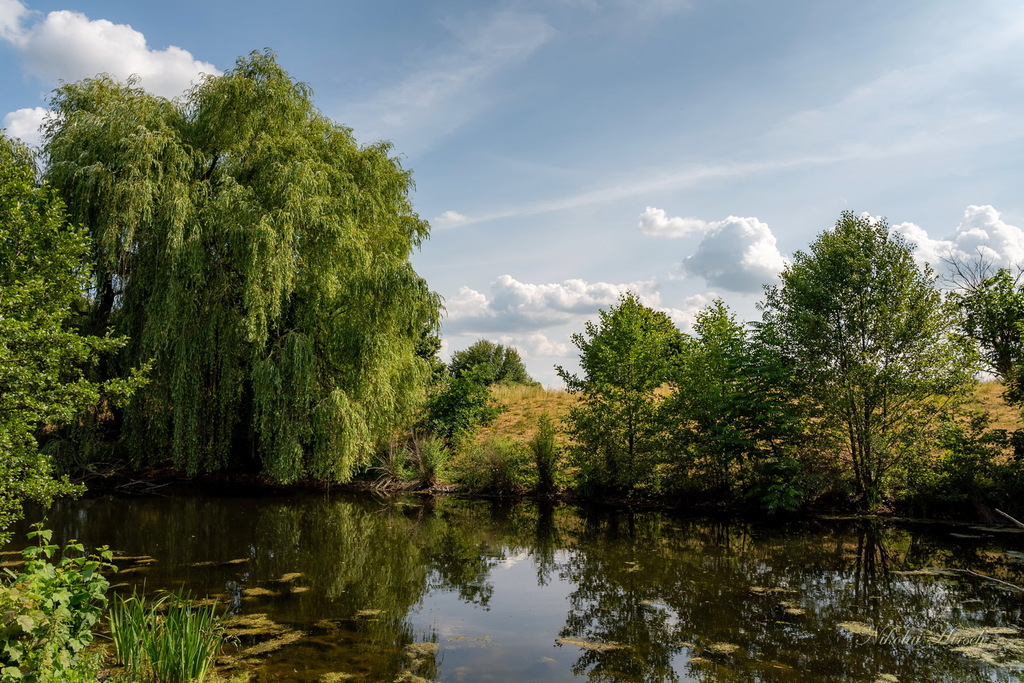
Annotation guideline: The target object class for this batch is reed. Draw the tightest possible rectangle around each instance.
[109,587,223,683]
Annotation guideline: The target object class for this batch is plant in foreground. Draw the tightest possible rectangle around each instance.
[0,524,113,682]
[109,588,224,683]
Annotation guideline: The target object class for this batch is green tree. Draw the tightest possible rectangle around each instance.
[947,263,1024,401]
[449,339,535,386]
[0,134,139,543]
[558,293,683,493]
[760,211,975,509]
[662,301,811,508]
[42,51,440,482]
[422,369,503,451]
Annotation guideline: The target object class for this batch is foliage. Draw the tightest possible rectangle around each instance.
[108,587,224,683]
[423,370,503,450]
[449,340,536,386]
[948,266,1024,403]
[415,331,448,383]
[558,293,684,494]
[530,415,561,495]
[0,525,113,682]
[662,301,812,506]
[760,211,977,509]
[0,134,144,543]
[448,437,537,494]
[922,411,1008,504]
[43,51,439,482]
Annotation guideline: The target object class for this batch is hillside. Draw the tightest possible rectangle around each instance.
[480,381,1022,444]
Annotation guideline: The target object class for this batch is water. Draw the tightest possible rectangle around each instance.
[8,491,1024,681]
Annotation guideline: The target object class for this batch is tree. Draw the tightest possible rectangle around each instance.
[662,301,808,501]
[422,369,503,450]
[42,51,440,482]
[557,293,683,493]
[945,259,1024,402]
[760,211,976,509]
[449,339,535,386]
[0,134,139,543]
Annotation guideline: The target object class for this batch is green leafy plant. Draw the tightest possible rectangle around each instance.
[530,415,561,495]
[558,293,683,494]
[109,587,224,683]
[0,524,113,683]
[450,437,536,494]
[423,370,503,450]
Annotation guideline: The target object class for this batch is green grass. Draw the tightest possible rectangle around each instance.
[109,588,223,683]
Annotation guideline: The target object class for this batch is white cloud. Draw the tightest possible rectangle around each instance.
[433,210,469,227]
[683,216,787,292]
[498,332,569,358]
[342,10,553,149]
[637,206,706,237]
[0,2,217,99]
[445,274,661,333]
[2,106,47,147]
[0,0,27,41]
[639,208,787,293]
[892,205,1024,274]
[658,292,718,332]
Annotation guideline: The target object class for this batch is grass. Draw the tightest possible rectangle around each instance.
[970,381,1021,432]
[480,384,578,444]
[108,587,224,683]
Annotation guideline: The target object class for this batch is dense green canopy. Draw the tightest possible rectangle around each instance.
[449,339,535,386]
[760,211,975,508]
[43,51,440,482]
[0,134,139,542]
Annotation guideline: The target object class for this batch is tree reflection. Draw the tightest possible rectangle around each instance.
[18,495,1024,683]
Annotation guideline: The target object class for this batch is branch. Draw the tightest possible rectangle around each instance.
[994,508,1024,529]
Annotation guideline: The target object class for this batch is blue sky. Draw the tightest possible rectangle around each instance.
[3,0,1024,385]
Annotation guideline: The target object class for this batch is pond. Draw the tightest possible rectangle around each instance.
[7,492,1024,682]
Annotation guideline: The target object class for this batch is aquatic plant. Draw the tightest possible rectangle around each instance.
[108,588,223,683]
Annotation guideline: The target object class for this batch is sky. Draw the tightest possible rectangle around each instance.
[3,0,1024,386]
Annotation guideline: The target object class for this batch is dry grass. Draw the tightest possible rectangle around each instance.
[477,381,1021,445]
[478,384,579,444]
[971,381,1021,432]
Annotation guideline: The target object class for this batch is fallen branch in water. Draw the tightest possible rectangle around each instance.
[950,568,1024,593]
[995,508,1024,530]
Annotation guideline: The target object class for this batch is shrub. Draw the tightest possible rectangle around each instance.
[449,437,536,494]
[0,524,113,683]
[530,416,560,495]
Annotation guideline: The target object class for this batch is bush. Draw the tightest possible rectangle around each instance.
[423,372,503,450]
[530,416,560,495]
[449,437,536,494]
[0,524,113,683]
[109,587,224,683]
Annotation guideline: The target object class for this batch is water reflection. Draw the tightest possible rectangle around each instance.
[11,493,1024,682]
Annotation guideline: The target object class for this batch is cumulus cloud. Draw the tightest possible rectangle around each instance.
[684,216,787,292]
[637,206,707,237]
[498,332,569,358]
[657,292,719,332]
[445,274,661,333]
[2,106,47,146]
[1,1,217,98]
[892,205,1024,275]
[0,0,27,41]
[639,208,787,292]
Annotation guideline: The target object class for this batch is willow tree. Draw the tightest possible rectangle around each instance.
[43,51,440,482]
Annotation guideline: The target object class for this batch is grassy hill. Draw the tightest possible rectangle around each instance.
[481,380,1022,444]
